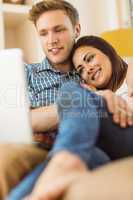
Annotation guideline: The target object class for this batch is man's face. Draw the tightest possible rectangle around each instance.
[36,10,80,68]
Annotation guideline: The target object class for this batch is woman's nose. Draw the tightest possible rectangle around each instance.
[86,66,94,74]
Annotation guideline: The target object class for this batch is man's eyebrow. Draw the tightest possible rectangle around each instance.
[39,25,65,33]
[54,25,65,29]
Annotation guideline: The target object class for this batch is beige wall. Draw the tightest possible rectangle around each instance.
[0,9,5,49]
[117,0,131,27]
[66,0,130,36]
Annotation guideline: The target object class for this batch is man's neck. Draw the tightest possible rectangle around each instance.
[46,58,72,73]
[53,62,71,73]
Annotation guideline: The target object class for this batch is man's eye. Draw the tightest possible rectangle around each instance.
[86,54,95,63]
[56,28,65,32]
[40,32,47,36]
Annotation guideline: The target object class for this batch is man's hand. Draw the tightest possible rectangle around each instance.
[97,90,133,128]
[127,61,133,97]
[23,151,87,200]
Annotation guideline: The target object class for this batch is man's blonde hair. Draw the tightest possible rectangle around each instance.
[29,0,79,26]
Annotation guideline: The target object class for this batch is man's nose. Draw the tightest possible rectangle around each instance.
[47,32,58,45]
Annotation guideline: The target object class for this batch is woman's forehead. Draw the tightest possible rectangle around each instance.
[73,46,102,60]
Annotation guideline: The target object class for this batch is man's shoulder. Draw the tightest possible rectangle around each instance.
[25,58,50,72]
[25,62,42,71]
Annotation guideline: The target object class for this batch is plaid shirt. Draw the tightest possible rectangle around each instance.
[25,58,79,149]
[25,58,79,108]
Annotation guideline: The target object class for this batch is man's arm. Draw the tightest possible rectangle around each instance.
[31,104,59,133]
[126,61,133,97]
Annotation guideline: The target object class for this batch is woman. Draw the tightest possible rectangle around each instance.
[71,35,133,127]
[51,35,133,163]
[71,35,128,96]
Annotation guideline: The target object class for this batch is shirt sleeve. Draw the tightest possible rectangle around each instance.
[24,63,37,108]
[115,79,128,101]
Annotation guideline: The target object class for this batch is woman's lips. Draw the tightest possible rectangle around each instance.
[91,69,101,81]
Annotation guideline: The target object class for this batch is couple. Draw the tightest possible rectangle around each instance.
[3,0,133,199]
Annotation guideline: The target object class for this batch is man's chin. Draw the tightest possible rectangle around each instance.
[48,57,70,67]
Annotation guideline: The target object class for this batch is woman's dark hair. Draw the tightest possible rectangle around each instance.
[71,35,127,91]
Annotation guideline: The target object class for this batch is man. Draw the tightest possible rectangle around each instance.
[1,0,133,199]
[26,0,81,144]
[0,0,81,198]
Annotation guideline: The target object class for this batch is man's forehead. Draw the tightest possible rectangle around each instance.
[36,10,73,31]
[37,10,69,23]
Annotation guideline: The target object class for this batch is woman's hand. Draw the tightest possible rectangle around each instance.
[97,90,133,128]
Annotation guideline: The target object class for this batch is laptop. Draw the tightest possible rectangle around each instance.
[0,49,33,143]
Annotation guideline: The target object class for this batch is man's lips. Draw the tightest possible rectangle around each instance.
[48,47,63,55]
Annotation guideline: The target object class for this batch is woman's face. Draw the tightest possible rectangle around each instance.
[73,46,113,89]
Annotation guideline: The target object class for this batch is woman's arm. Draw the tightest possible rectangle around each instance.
[126,61,133,97]
[80,82,133,127]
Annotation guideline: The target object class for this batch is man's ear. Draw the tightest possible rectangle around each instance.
[75,23,81,39]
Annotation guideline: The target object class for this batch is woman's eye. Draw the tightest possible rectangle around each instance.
[78,68,84,75]
[86,54,95,63]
